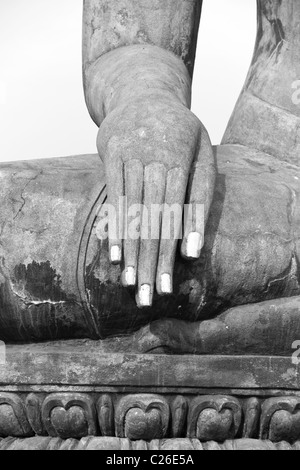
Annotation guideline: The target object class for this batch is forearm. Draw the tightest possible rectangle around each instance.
[83,0,203,125]
[82,0,210,308]
[82,0,203,80]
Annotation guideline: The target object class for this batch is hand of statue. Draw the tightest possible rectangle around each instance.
[89,45,216,307]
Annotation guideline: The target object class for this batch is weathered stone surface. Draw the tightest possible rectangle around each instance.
[187,396,242,442]
[1,348,300,391]
[260,397,300,443]
[42,393,97,439]
[25,393,46,436]
[2,390,300,444]
[97,394,114,437]
[0,393,33,438]
[1,0,299,452]
[0,155,101,342]
[0,144,298,343]
[115,394,169,440]
[83,0,216,308]
[1,1,299,343]
[223,0,300,165]
[82,0,202,80]
[243,398,261,439]
[171,396,188,438]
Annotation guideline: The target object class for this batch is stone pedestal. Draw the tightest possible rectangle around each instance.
[1,344,300,449]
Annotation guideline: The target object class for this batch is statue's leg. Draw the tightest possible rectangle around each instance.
[82,0,216,307]
[223,0,300,165]
[129,296,300,356]
[0,2,299,343]
[0,145,298,342]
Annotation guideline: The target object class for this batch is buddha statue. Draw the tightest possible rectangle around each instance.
[0,0,298,355]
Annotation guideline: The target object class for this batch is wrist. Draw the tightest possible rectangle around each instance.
[84,44,192,126]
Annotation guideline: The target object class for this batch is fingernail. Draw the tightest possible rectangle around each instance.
[161,273,172,294]
[124,267,136,286]
[186,232,203,258]
[110,245,121,264]
[139,284,151,307]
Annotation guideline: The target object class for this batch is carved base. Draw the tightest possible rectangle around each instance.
[0,392,300,444]
[1,344,300,448]
[1,437,299,451]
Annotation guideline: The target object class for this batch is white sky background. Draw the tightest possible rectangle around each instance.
[0,0,256,162]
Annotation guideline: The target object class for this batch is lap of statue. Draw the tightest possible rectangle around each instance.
[0,141,298,355]
[0,0,299,355]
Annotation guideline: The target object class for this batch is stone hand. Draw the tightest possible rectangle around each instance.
[88,45,216,307]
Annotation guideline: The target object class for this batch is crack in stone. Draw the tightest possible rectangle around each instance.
[13,171,43,221]
[263,255,299,294]
[10,282,79,308]
[11,287,69,307]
